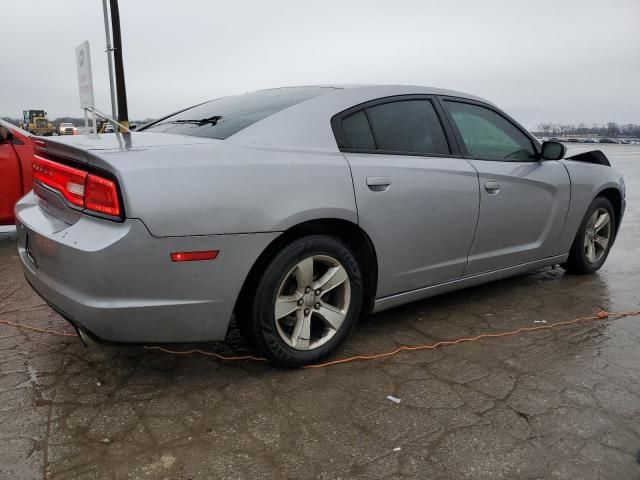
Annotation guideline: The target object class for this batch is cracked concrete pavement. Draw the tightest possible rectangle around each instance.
[0,145,639,479]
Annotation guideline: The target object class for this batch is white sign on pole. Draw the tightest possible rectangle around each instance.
[75,41,95,109]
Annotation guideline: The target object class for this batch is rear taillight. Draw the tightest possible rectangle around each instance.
[32,156,86,207]
[85,174,121,216]
[32,154,122,219]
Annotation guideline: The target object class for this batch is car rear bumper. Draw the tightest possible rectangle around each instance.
[15,192,278,343]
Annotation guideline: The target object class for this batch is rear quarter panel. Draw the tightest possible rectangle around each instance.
[555,160,625,253]
[89,143,357,237]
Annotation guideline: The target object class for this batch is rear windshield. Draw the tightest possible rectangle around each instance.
[141,87,333,139]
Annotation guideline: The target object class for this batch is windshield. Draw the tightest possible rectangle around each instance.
[27,110,45,118]
[141,87,335,139]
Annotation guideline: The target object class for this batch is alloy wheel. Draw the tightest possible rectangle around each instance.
[274,255,351,351]
[584,208,611,263]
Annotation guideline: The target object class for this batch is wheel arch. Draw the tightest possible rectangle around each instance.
[234,218,379,320]
[595,186,623,242]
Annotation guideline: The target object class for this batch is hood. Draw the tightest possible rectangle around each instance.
[565,149,611,166]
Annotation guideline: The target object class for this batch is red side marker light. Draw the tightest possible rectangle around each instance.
[170,250,219,262]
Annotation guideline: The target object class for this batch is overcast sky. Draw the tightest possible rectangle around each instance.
[3,0,639,128]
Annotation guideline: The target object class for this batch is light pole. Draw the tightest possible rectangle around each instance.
[101,0,117,124]
[102,0,129,132]
[109,0,129,131]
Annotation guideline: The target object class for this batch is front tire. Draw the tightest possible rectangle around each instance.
[562,197,616,274]
[245,235,363,367]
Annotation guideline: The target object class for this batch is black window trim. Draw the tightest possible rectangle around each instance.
[331,94,463,159]
[436,95,542,162]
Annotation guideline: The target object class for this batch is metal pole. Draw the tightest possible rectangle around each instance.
[109,0,129,131]
[86,107,129,132]
[101,0,117,124]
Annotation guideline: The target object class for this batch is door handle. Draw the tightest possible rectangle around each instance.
[484,181,500,194]
[366,176,391,192]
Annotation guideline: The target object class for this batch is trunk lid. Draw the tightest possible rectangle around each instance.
[37,132,219,163]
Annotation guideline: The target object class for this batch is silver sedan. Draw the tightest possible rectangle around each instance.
[15,85,625,366]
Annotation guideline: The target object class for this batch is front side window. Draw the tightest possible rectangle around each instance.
[444,101,536,160]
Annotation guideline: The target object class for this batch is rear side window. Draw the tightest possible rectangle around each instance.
[444,101,536,160]
[342,111,375,149]
[338,99,450,156]
[367,100,449,155]
[141,87,332,139]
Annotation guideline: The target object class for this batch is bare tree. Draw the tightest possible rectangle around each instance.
[531,122,639,138]
[606,122,620,137]
[538,123,552,136]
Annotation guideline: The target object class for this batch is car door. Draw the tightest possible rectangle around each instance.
[0,126,25,225]
[440,98,570,275]
[332,96,480,298]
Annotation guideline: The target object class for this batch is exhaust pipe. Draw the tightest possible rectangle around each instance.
[70,322,100,348]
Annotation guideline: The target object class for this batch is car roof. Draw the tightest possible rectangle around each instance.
[0,118,30,136]
[262,84,490,103]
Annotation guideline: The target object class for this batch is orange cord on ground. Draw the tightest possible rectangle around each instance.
[0,319,77,337]
[1,310,638,368]
[304,310,631,369]
[141,345,268,362]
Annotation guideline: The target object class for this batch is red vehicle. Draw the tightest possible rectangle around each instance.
[0,119,34,225]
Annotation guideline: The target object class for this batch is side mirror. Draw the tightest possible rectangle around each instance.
[0,126,13,143]
[540,141,566,161]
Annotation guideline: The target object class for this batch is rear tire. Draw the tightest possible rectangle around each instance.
[562,196,616,274]
[243,235,363,367]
